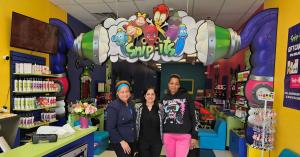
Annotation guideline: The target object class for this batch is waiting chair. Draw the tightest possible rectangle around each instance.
[198,119,227,150]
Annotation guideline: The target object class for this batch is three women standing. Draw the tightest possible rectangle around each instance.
[108,76,198,157]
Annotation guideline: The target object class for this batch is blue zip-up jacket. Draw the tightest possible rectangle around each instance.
[106,99,136,143]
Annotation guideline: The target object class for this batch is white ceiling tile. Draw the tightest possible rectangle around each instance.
[220,0,256,14]
[237,0,264,30]
[60,4,98,21]
[84,20,100,27]
[135,0,162,17]
[164,0,188,11]
[50,0,76,5]
[106,1,138,18]
[75,0,103,3]
[193,13,217,21]
[81,3,112,13]
[193,0,223,15]
[215,13,242,28]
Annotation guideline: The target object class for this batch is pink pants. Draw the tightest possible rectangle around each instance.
[163,133,191,157]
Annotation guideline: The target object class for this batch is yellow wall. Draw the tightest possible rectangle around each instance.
[264,0,300,156]
[0,0,67,111]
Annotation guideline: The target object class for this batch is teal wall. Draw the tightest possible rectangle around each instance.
[160,63,205,99]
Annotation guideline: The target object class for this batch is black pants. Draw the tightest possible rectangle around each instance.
[138,142,162,157]
[112,142,136,157]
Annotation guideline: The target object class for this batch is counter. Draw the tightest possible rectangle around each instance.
[0,126,97,157]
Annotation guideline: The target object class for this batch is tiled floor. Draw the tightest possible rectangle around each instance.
[95,150,233,157]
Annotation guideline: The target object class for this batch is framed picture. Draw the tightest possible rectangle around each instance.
[180,79,194,95]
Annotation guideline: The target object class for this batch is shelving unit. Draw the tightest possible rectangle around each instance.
[230,71,250,122]
[13,91,57,94]
[13,73,59,78]
[13,105,57,111]
[19,120,58,129]
[229,70,250,157]
[10,53,60,146]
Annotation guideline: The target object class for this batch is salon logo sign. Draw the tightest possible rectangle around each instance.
[110,4,187,62]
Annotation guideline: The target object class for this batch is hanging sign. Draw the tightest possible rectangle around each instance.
[110,4,187,62]
[284,23,300,110]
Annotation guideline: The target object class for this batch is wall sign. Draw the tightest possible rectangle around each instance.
[284,23,300,110]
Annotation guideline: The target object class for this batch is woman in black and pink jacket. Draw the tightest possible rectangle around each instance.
[161,74,199,157]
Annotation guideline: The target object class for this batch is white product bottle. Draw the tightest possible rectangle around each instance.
[19,63,24,74]
[14,80,19,92]
[28,79,32,92]
[22,79,27,92]
[15,63,20,73]
[20,97,24,110]
[19,79,23,92]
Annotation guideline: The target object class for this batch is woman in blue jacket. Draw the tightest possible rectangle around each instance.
[107,80,136,157]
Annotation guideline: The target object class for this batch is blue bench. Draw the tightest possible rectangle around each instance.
[198,119,227,150]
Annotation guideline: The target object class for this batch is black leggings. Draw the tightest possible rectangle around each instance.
[112,142,136,157]
[139,142,162,157]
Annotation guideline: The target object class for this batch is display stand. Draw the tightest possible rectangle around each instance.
[257,92,275,157]
[247,92,275,157]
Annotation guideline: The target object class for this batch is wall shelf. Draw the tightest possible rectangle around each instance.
[19,120,58,129]
[13,91,57,94]
[13,73,59,78]
[13,105,57,112]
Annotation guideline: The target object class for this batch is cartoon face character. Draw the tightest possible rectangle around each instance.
[153,4,169,26]
[142,24,159,46]
[166,24,179,41]
[135,12,147,27]
[164,102,179,123]
[111,28,128,46]
[123,23,142,43]
[178,24,188,38]
[124,24,137,36]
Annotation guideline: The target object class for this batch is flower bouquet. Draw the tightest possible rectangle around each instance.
[70,101,98,128]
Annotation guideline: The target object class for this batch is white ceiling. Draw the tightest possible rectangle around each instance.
[50,0,264,30]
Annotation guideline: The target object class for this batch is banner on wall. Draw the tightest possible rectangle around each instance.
[283,23,300,110]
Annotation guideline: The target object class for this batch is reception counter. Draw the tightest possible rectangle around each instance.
[0,126,97,157]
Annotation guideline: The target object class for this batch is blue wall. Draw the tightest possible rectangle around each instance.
[66,15,106,102]
[111,61,159,100]
[160,63,205,99]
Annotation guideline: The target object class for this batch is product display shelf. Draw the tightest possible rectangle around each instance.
[13,91,58,94]
[13,105,57,111]
[13,73,59,78]
[19,119,58,129]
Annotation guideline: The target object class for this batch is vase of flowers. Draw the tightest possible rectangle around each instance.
[71,101,98,129]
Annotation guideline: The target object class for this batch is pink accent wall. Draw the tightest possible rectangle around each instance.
[206,48,249,97]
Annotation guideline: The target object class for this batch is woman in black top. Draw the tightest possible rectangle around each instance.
[136,87,162,157]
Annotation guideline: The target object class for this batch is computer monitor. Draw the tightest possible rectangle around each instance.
[0,115,20,150]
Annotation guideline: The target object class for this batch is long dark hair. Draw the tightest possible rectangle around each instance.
[142,86,158,105]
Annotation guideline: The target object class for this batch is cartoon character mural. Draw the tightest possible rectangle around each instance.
[123,22,142,43]
[111,28,128,56]
[142,24,159,46]
[134,12,148,30]
[153,4,169,38]
[166,12,182,41]
[175,24,188,56]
